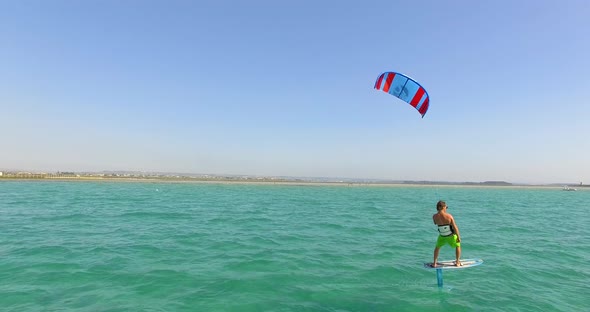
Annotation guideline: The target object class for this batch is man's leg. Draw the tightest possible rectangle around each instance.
[455,246,462,266]
[433,247,441,267]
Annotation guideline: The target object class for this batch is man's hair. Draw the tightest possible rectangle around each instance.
[436,200,446,211]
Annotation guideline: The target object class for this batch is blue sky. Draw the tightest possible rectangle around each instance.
[1,0,589,184]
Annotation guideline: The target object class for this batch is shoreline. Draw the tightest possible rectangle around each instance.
[0,176,572,189]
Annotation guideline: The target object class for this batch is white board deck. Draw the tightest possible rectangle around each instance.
[423,258,483,270]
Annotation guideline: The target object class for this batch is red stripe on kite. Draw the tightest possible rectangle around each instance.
[383,73,395,93]
[374,74,384,89]
[419,98,429,116]
[409,87,425,108]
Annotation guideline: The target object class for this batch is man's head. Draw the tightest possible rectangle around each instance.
[436,200,447,211]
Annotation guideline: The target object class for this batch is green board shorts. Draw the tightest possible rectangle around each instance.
[436,234,460,248]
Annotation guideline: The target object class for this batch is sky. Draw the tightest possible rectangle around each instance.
[1,0,589,184]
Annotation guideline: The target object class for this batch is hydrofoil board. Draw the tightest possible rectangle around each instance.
[424,258,483,270]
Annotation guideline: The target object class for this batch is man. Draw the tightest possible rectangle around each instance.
[432,200,461,267]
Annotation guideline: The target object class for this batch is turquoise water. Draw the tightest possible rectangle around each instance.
[1,181,588,311]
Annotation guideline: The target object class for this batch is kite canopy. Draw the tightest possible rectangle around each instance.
[374,72,429,118]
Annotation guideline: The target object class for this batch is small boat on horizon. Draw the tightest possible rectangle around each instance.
[563,186,577,191]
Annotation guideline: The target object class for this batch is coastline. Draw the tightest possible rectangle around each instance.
[0,176,571,189]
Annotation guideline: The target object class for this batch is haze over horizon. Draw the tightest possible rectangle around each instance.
[2,1,589,185]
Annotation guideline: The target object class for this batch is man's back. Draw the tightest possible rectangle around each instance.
[433,211,453,226]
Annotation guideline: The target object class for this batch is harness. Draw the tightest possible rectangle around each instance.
[437,224,454,237]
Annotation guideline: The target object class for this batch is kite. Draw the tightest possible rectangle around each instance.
[374,71,429,118]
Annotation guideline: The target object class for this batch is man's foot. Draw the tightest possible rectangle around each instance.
[454,260,462,267]
[431,262,439,268]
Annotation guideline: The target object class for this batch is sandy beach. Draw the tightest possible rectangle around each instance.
[0,175,575,190]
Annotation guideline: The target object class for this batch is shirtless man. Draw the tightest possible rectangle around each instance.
[432,200,462,267]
